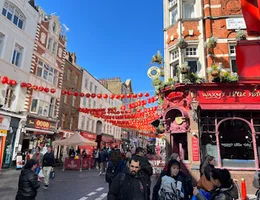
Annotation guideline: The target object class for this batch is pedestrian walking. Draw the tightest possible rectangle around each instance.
[94,148,100,169]
[99,145,108,175]
[193,168,238,200]
[31,146,43,175]
[16,159,41,200]
[132,147,153,197]
[105,149,126,188]
[42,145,55,190]
[153,159,192,200]
[107,157,149,200]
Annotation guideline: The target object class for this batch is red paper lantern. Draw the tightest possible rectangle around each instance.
[138,92,143,98]
[33,85,38,90]
[10,80,17,86]
[86,93,91,98]
[115,94,120,99]
[133,94,138,98]
[61,90,67,95]
[121,94,125,99]
[20,82,27,87]
[50,88,56,93]
[1,76,9,84]
[39,86,44,92]
[144,92,150,97]
[44,88,49,93]
[103,94,108,99]
[26,83,32,88]
[80,92,85,97]
[97,94,102,99]
[73,91,79,96]
[110,94,115,99]
[127,94,131,98]
[68,91,73,95]
[91,93,96,98]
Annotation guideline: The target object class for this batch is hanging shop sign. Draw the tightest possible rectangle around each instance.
[80,132,97,141]
[0,115,11,130]
[26,117,57,131]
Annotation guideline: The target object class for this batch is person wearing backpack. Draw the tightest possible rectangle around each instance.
[108,157,149,200]
[105,150,126,188]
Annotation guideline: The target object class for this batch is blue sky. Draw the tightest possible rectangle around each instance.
[36,0,164,94]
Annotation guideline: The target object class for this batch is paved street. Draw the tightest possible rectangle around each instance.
[0,168,110,200]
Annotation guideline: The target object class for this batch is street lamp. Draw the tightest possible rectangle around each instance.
[190,99,199,122]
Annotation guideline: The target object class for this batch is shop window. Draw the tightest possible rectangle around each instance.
[219,119,254,168]
[36,60,57,85]
[4,87,14,108]
[169,5,178,25]
[200,133,218,165]
[12,43,23,67]
[2,1,25,29]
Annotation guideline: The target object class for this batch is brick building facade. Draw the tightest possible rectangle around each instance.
[59,52,82,133]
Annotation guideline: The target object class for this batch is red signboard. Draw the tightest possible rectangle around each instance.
[80,132,97,141]
[192,137,200,161]
[64,158,80,170]
[196,88,260,104]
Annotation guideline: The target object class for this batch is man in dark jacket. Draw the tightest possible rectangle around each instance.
[42,146,55,190]
[133,147,153,197]
[108,158,149,200]
[16,159,40,200]
[99,146,108,175]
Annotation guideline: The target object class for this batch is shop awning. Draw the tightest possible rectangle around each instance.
[200,104,260,110]
[25,128,54,135]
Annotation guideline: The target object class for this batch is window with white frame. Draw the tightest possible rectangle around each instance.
[171,49,179,62]
[64,95,68,104]
[85,79,88,89]
[52,42,57,54]
[183,0,195,19]
[2,1,25,29]
[185,46,198,73]
[36,60,58,85]
[93,100,96,108]
[47,38,52,50]
[12,43,23,67]
[169,0,177,8]
[169,5,178,25]
[70,117,74,130]
[88,98,92,108]
[30,99,49,117]
[49,97,56,118]
[62,114,66,128]
[229,44,237,73]
[90,82,93,92]
[67,69,72,80]
[81,116,85,130]
[83,96,87,107]
[74,74,79,86]
[72,96,76,107]
[170,62,179,80]
[94,85,97,93]
[92,120,95,132]
[52,22,57,33]
[0,33,5,56]
[4,87,14,108]
[86,118,89,130]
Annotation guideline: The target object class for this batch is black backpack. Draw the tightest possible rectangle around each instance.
[105,163,116,183]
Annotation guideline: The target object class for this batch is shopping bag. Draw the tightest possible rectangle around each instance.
[38,169,44,178]
[49,170,55,180]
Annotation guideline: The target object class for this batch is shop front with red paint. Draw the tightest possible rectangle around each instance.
[80,132,97,155]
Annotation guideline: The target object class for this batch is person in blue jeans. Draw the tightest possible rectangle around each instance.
[31,146,43,175]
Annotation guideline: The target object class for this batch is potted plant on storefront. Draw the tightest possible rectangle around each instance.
[179,62,190,74]
[206,36,218,49]
[151,51,163,64]
[236,29,247,41]
[208,64,221,77]
[177,38,188,49]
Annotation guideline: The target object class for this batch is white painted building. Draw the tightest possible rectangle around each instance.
[0,0,39,168]
[79,69,122,139]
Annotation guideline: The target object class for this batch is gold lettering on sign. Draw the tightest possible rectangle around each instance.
[202,92,225,99]
[202,90,260,99]
[249,91,260,97]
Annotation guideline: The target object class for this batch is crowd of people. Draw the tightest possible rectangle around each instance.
[15,144,260,200]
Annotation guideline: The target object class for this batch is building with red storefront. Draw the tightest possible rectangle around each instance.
[161,0,260,192]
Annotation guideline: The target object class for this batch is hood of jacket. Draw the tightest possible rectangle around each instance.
[220,184,239,199]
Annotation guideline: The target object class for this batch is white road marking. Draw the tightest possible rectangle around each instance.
[95,193,107,200]
[78,197,88,200]
[95,187,104,191]
[87,192,97,196]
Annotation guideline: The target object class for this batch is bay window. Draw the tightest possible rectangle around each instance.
[229,44,238,73]
[182,0,195,19]
[170,6,178,26]
[185,46,198,73]
[36,60,58,85]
